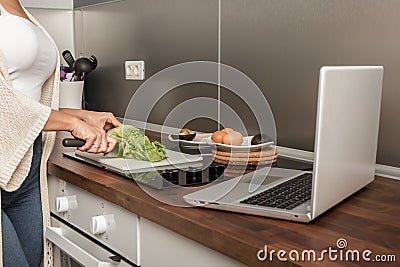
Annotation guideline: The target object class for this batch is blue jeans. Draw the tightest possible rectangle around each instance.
[1,134,43,267]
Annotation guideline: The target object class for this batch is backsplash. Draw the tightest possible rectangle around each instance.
[75,0,400,167]
[74,0,219,133]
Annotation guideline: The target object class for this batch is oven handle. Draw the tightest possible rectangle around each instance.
[46,227,114,267]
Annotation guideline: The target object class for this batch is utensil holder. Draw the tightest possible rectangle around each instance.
[59,81,84,109]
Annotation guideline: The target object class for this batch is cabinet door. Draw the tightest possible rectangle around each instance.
[140,217,247,267]
[21,0,72,9]
[74,0,120,8]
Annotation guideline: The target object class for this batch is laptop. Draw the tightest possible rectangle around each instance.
[183,66,384,222]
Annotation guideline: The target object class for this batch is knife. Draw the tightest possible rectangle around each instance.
[62,138,119,157]
[62,138,85,147]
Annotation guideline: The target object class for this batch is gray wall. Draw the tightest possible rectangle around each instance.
[75,0,219,132]
[75,0,400,167]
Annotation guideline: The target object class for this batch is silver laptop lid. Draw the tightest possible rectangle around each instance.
[312,66,383,218]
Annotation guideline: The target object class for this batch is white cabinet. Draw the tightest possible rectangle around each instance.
[47,175,140,266]
[21,0,73,9]
[48,175,246,267]
[140,217,247,267]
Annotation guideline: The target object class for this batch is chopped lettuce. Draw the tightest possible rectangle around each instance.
[108,125,167,162]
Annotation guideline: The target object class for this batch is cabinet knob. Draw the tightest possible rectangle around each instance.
[90,215,108,235]
[56,197,69,212]
[55,196,78,213]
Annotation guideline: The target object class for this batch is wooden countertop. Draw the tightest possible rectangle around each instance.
[48,134,399,267]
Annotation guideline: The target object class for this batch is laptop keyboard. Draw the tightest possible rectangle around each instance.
[240,173,312,210]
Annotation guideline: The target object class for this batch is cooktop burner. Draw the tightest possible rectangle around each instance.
[63,152,313,190]
[63,152,228,189]
[124,164,226,189]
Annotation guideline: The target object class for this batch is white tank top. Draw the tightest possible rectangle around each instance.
[0,4,57,102]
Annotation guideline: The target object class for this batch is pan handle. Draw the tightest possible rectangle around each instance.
[62,138,85,147]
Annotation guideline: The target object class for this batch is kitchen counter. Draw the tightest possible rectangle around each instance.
[48,132,399,267]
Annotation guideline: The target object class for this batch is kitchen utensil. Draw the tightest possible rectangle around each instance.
[168,133,211,145]
[74,149,203,173]
[59,81,84,109]
[62,137,204,173]
[62,50,75,69]
[62,138,85,147]
[62,138,118,157]
[89,55,97,70]
[73,57,93,81]
[60,65,67,81]
[205,136,274,152]
[170,132,196,141]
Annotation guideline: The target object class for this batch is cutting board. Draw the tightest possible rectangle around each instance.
[74,149,203,173]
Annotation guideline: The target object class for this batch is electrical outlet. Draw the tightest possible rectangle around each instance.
[125,61,145,80]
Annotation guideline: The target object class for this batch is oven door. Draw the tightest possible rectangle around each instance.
[47,216,136,267]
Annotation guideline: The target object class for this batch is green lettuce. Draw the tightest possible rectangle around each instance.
[108,125,167,162]
[124,171,160,184]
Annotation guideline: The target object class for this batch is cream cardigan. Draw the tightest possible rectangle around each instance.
[0,10,59,267]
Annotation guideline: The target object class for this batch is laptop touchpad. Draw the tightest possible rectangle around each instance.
[242,175,283,185]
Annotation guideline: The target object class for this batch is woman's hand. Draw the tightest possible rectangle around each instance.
[82,110,122,131]
[70,119,117,153]
[44,110,118,153]
[59,109,122,131]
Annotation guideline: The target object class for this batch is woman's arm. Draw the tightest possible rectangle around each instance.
[43,109,116,153]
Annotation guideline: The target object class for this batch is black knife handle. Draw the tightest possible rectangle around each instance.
[62,138,86,147]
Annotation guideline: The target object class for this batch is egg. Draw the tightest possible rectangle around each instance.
[211,130,226,144]
[222,131,243,146]
[220,128,233,134]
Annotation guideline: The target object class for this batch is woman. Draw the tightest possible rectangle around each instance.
[0,0,121,266]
